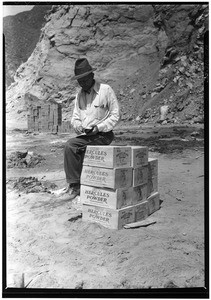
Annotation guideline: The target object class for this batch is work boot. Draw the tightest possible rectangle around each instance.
[58,183,80,201]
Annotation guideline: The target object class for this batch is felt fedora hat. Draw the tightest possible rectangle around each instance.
[71,58,96,80]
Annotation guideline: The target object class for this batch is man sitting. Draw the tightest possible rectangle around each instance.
[59,58,120,201]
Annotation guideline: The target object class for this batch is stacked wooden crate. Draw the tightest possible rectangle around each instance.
[81,145,159,229]
[27,106,42,132]
[147,158,159,215]
[27,102,62,133]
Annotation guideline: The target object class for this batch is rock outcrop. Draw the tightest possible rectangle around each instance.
[3,5,52,87]
[5,4,208,128]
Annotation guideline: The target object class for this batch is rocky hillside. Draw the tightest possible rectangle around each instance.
[3,5,52,87]
[6,4,208,129]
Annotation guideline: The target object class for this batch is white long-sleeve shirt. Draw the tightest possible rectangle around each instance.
[71,81,120,133]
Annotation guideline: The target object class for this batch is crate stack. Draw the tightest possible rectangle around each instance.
[27,106,43,132]
[40,102,62,132]
[81,145,159,230]
[27,102,63,133]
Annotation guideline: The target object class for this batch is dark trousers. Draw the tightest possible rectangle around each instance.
[64,131,114,184]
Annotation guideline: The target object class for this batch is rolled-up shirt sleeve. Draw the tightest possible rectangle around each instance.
[97,85,120,132]
[71,94,82,130]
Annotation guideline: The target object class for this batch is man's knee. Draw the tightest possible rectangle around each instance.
[65,137,87,154]
[65,137,78,148]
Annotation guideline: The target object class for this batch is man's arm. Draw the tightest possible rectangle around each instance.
[71,95,84,134]
[96,85,120,132]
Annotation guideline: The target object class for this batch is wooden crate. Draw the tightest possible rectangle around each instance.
[132,183,148,204]
[133,165,148,187]
[147,192,160,215]
[134,201,148,222]
[147,176,158,197]
[80,185,133,209]
[131,146,148,167]
[148,158,158,179]
[82,204,135,230]
[83,145,131,168]
[81,166,133,189]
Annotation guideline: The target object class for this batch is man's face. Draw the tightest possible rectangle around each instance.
[77,73,94,92]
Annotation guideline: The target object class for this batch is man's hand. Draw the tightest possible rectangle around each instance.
[85,126,99,136]
[75,125,84,135]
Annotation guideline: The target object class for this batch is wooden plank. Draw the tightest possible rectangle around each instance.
[133,165,148,187]
[124,218,157,229]
[147,192,160,215]
[80,185,133,209]
[131,146,148,167]
[81,166,133,189]
[82,204,135,229]
[148,158,158,179]
[83,146,131,168]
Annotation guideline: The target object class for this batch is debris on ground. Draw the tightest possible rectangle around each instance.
[163,280,180,288]
[7,151,45,168]
[124,219,157,229]
[8,177,57,194]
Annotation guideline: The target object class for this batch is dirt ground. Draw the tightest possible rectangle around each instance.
[5,122,205,292]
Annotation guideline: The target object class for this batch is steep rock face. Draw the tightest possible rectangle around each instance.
[6,4,207,127]
[33,4,162,98]
[3,5,52,87]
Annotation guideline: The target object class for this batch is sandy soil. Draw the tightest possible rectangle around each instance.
[5,123,205,292]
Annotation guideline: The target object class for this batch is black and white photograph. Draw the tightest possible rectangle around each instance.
[2,1,208,298]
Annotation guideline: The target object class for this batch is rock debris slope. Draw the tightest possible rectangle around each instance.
[5,4,208,129]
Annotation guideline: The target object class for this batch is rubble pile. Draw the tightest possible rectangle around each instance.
[117,4,207,126]
[7,151,45,168]
[137,54,204,125]
[10,177,57,194]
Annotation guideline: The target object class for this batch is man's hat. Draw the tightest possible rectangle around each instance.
[71,58,96,80]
